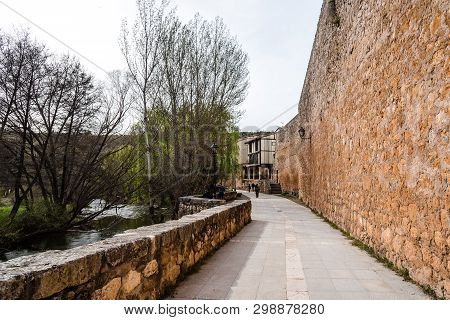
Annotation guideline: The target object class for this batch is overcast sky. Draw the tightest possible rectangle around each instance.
[0,0,322,131]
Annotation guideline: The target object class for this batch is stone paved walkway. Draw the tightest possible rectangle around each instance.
[169,192,428,300]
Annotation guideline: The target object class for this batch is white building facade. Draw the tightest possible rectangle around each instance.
[237,133,278,186]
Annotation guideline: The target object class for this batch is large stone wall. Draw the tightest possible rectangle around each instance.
[0,199,251,299]
[276,0,449,298]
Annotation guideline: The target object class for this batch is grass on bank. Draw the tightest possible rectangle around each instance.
[0,207,11,223]
[0,206,26,224]
[0,206,27,246]
[278,193,442,300]
[0,202,72,246]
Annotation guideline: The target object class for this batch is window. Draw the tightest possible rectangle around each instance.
[255,140,259,151]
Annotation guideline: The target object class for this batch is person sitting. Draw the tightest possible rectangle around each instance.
[217,185,225,199]
[203,183,215,199]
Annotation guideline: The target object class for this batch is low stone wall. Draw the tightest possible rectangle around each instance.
[0,199,251,299]
[223,191,238,202]
[177,196,226,218]
[177,192,238,218]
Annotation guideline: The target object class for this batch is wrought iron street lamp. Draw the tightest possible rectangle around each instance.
[298,127,311,140]
[210,143,219,186]
[201,143,220,199]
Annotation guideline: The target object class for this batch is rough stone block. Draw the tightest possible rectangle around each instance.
[143,260,159,277]
[122,270,141,294]
[92,277,121,300]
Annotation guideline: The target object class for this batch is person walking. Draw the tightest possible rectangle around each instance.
[255,184,260,198]
[247,184,251,192]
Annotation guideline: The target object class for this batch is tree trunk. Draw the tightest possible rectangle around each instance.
[143,110,154,214]
[9,192,22,220]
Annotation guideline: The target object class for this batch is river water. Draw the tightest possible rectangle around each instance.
[0,204,173,262]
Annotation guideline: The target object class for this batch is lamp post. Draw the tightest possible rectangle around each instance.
[298,127,311,140]
[210,143,219,187]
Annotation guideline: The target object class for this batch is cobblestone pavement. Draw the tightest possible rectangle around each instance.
[169,192,429,300]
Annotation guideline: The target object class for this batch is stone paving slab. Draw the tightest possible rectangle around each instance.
[168,192,429,300]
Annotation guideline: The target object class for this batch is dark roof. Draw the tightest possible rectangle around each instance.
[243,133,276,144]
[239,131,275,138]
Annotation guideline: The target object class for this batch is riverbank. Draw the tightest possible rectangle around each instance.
[0,205,173,261]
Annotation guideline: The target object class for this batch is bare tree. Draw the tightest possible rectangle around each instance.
[186,16,249,126]
[0,31,33,138]
[0,31,138,237]
[120,1,249,207]
[153,13,249,201]
[0,31,48,218]
[120,0,170,211]
[159,13,189,175]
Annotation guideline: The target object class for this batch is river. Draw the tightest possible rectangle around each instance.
[0,203,173,262]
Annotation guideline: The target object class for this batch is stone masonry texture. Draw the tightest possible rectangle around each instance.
[276,0,449,298]
[0,199,251,299]
[177,196,226,218]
